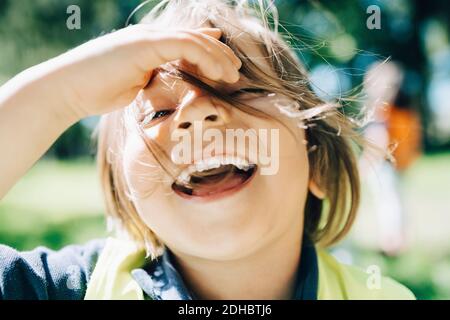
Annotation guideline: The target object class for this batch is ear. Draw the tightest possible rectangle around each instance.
[308,179,326,199]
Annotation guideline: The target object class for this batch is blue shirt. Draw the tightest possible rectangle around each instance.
[0,237,318,300]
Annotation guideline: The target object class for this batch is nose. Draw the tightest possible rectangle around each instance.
[172,95,226,131]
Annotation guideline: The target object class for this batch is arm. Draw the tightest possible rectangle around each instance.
[0,66,78,198]
[0,25,241,199]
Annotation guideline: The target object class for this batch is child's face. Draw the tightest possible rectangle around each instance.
[122,38,311,260]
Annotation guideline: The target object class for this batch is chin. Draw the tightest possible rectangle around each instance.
[184,226,273,261]
[167,203,277,261]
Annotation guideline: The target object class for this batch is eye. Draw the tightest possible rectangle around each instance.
[142,109,174,126]
[152,110,173,120]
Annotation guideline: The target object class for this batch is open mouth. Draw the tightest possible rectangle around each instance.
[171,157,257,199]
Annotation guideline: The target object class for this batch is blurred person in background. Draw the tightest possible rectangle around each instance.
[361,61,422,256]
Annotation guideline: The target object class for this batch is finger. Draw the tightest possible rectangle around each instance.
[185,31,240,82]
[135,28,236,83]
[211,38,242,69]
[197,28,222,40]
[150,35,224,81]
[189,30,242,69]
[171,32,238,83]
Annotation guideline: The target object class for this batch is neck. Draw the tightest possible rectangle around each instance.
[170,220,303,300]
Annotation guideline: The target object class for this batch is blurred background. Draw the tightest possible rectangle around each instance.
[0,0,449,299]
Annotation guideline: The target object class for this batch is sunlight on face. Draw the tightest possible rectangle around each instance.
[122,39,311,261]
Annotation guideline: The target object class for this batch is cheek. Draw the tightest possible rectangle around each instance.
[276,127,309,194]
[279,121,310,192]
[279,134,309,199]
[245,107,309,181]
[122,131,183,237]
[240,111,309,226]
[261,115,310,209]
[122,132,167,198]
[257,128,309,239]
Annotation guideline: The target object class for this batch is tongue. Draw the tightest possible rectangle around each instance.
[192,171,247,197]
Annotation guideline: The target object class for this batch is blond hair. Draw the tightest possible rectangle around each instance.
[97,0,362,257]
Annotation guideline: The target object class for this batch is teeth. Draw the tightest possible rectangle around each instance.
[196,158,221,172]
[176,156,255,185]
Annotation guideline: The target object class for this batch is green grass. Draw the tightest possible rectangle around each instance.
[353,152,450,253]
[348,152,450,299]
[0,159,106,250]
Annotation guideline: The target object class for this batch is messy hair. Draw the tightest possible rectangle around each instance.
[97,0,362,257]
